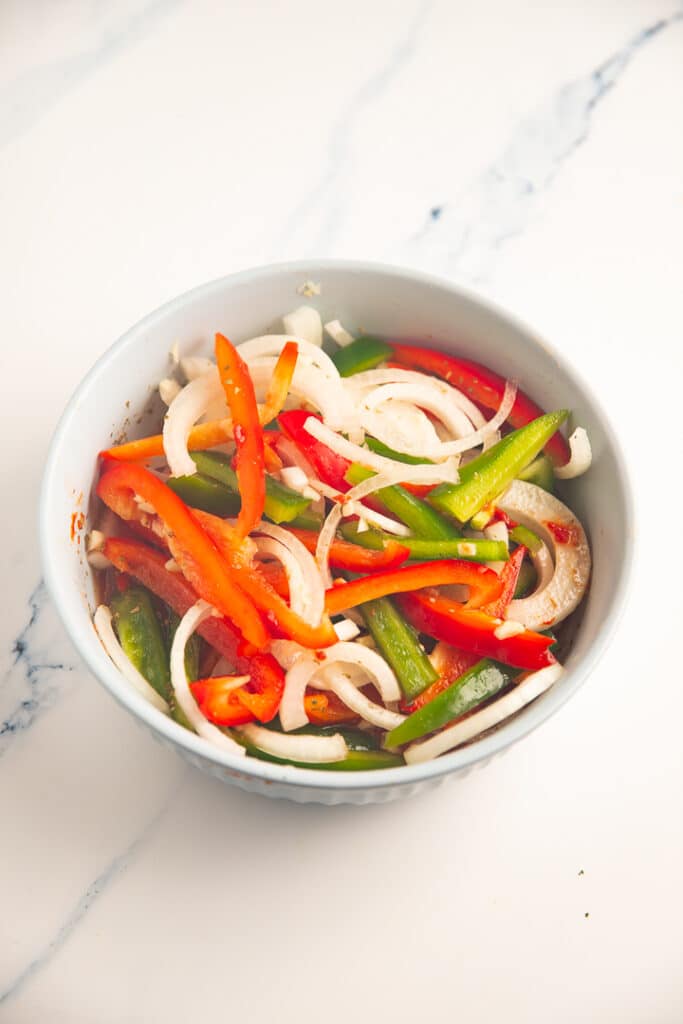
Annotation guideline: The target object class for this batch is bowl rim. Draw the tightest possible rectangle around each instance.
[40,258,634,791]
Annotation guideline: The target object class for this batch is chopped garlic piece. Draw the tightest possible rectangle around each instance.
[324,319,355,347]
[159,377,182,405]
[87,529,105,553]
[356,518,369,534]
[279,466,309,493]
[87,551,111,570]
[165,558,182,573]
[458,541,477,557]
[493,619,526,640]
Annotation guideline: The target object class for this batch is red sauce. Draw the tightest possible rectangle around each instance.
[545,520,580,546]
[492,508,517,529]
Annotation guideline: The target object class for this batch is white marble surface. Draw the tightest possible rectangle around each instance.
[2,1,682,1020]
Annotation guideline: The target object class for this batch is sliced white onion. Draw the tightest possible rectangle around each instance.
[324,319,355,346]
[237,335,339,379]
[316,642,402,702]
[94,606,170,715]
[345,367,487,429]
[170,601,246,756]
[163,369,226,477]
[404,662,563,764]
[360,400,445,458]
[500,480,591,630]
[303,416,460,480]
[319,664,405,731]
[180,355,214,381]
[343,501,411,537]
[554,427,592,479]
[279,654,320,732]
[333,618,361,642]
[255,537,308,619]
[239,723,347,763]
[363,382,475,442]
[255,521,325,626]
[248,360,356,432]
[529,540,554,593]
[282,306,323,347]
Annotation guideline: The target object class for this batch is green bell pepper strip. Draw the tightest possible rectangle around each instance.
[345,463,460,539]
[166,474,242,517]
[385,659,511,748]
[360,596,437,700]
[517,453,555,492]
[513,559,537,598]
[111,587,170,700]
[509,524,542,554]
[331,336,393,377]
[339,522,507,563]
[364,436,433,465]
[191,450,312,524]
[233,725,404,770]
[427,410,569,523]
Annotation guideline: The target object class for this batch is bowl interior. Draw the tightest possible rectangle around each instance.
[41,261,632,793]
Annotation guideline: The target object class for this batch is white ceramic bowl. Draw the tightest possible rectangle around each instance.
[40,261,633,804]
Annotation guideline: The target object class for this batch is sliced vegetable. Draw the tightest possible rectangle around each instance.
[389,343,571,467]
[169,601,247,754]
[104,537,286,717]
[360,597,437,701]
[364,436,433,465]
[340,523,508,564]
[215,332,265,540]
[288,527,410,572]
[554,427,592,480]
[278,409,352,492]
[110,586,171,701]
[97,463,267,647]
[237,725,403,770]
[93,605,169,714]
[386,659,510,747]
[238,723,347,763]
[481,545,527,618]
[401,644,480,713]
[397,591,555,671]
[518,453,555,493]
[499,480,591,629]
[167,473,242,517]
[509,524,542,554]
[325,560,503,616]
[427,410,569,523]
[404,663,563,764]
[191,451,312,525]
[190,664,284,725]
[345,464,460,539]
[331,335,393,377]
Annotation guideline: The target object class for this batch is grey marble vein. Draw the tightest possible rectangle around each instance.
[0,582,77,760]
[276,0,435,253]
[0,782,183,1009]
[0,0,182,151]
[406,7,683,282]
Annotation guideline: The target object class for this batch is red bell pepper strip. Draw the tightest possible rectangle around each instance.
[325,559,503,616]
[389,344,571,467]
[278,410,352,492]
[101,341,298,465]
[400,643,479,713]
[215,332,265,541]
[104,537,285,723]
[190,672,283,725]
[481,544,526,618]
[97,463,267,647]
[191,508,338,648]
[287,527,410,572]
[397,590,555,671]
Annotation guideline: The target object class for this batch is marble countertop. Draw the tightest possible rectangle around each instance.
[2,1,682,1020]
